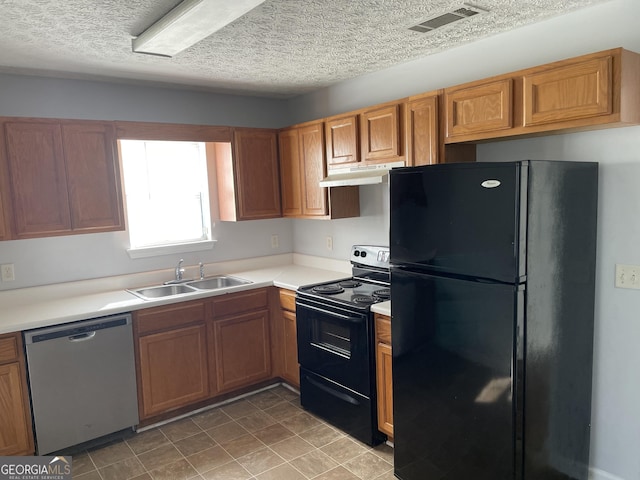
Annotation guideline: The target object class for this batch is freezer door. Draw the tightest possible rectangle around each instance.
[390,162,526,283]
[391,268,523,480]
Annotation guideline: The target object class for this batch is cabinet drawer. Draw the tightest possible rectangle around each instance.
[135,300,206,335]
[0,334,19,364]
[212,288,268,318]
[375,314,391,345]
[279,289,296,312]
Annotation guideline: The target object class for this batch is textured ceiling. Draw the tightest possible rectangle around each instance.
[0,0,610,98]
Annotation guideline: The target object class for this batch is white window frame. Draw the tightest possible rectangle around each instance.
[119,139,216,259]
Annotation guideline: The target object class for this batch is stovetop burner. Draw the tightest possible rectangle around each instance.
[373,288,391,300]
[298,245,390,312]
[351,294,377,305]
[312,284,344,294]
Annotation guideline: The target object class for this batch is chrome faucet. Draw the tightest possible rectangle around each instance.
[199,262,205,280]
[175,259,185,282]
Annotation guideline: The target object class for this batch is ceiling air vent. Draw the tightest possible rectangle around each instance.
[409,4,488,33]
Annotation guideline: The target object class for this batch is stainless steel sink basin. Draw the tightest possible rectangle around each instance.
[128,283,198,300]
[186,275,252,290]
[127,275,252,301]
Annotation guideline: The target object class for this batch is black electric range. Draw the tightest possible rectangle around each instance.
[295,245,390,446]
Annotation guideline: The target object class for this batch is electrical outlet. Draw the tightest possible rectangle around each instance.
[271,234,279,249]
[1,264,15,282]
[615,264,640,289]
[326,236,333,251]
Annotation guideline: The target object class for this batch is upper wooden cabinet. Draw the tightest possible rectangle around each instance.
[62,123,124,232]
[299,123,329,216]
[216,128,282,221]
[360,104,403,163]
[279,122,359,220]
[325,115,359,168]
[445,79,513,139]
[405,93,440,166]
[444,48,640,143]
[278,128,303,216]
[279,122,328,217]
[1,119,124,239]
[523,54,613,127]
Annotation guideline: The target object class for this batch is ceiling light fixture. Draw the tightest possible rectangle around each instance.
[132,0,266,57]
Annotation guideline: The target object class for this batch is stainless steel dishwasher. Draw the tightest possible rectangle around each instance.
[24,313,139,454]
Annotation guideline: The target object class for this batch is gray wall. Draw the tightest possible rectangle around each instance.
[0,74,294,290]
[0,73,289,126]
[285,0,640,478]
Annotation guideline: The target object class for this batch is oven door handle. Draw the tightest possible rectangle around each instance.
[297,303,365,324]
[305,375,361,406]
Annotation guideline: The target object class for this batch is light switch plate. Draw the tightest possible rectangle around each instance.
[615,264,640,289]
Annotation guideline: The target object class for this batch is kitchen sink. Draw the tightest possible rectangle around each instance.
[127,275,252,301]
[186,275,252,290]
[127,283,198,300]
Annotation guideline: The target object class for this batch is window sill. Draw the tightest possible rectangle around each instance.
[127,240,216,259]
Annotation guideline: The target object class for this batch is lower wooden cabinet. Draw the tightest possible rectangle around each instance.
[277,289,300,387]
[134,301,209,420]
[212,311,271,394]
[137,324,210,418]
[133,289,273,420]
[0,333,35,456]
[375,313,393,438]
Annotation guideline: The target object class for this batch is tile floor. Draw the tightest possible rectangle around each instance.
[70,385,394,480]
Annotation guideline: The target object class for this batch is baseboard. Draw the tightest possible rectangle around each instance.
[589,467,625,480]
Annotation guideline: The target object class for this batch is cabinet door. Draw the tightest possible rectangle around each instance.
[213,311,271,394]
[376,342,393,438]
[62,123,124,232]
[233,128,282,220]
[278,128,303,217]
[0,362,34,455]
[4,122,71,237]
[445,79,513,138]
[406,95,439,166]
[282,310,300,387]
[325,115,359,168]
[137,324,209,418]
[375,315,393,438]
[299,123,328,217]
[361,104,402,163]
[523,55,613,127]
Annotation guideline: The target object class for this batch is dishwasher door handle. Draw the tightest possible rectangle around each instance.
[68,331,96,342]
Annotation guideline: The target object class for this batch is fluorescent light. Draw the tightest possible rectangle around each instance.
[132,0,266,57]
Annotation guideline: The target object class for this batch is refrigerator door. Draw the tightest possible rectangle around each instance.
[391,268,523,480]
[390,162,526,283]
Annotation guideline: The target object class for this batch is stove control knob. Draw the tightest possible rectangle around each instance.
[360,251,367,258]
[354,250,360,257]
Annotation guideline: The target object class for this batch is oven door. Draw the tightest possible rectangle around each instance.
[296,296,372,396]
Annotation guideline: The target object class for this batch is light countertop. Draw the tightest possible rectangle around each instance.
[371,301,391,317]
[0,254,351,335]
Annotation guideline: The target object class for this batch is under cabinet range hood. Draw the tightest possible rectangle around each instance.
[319,161,405,187]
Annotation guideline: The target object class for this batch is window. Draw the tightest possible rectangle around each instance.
[120,140,212,255]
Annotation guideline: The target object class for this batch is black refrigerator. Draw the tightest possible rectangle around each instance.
[389,161,598,480]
